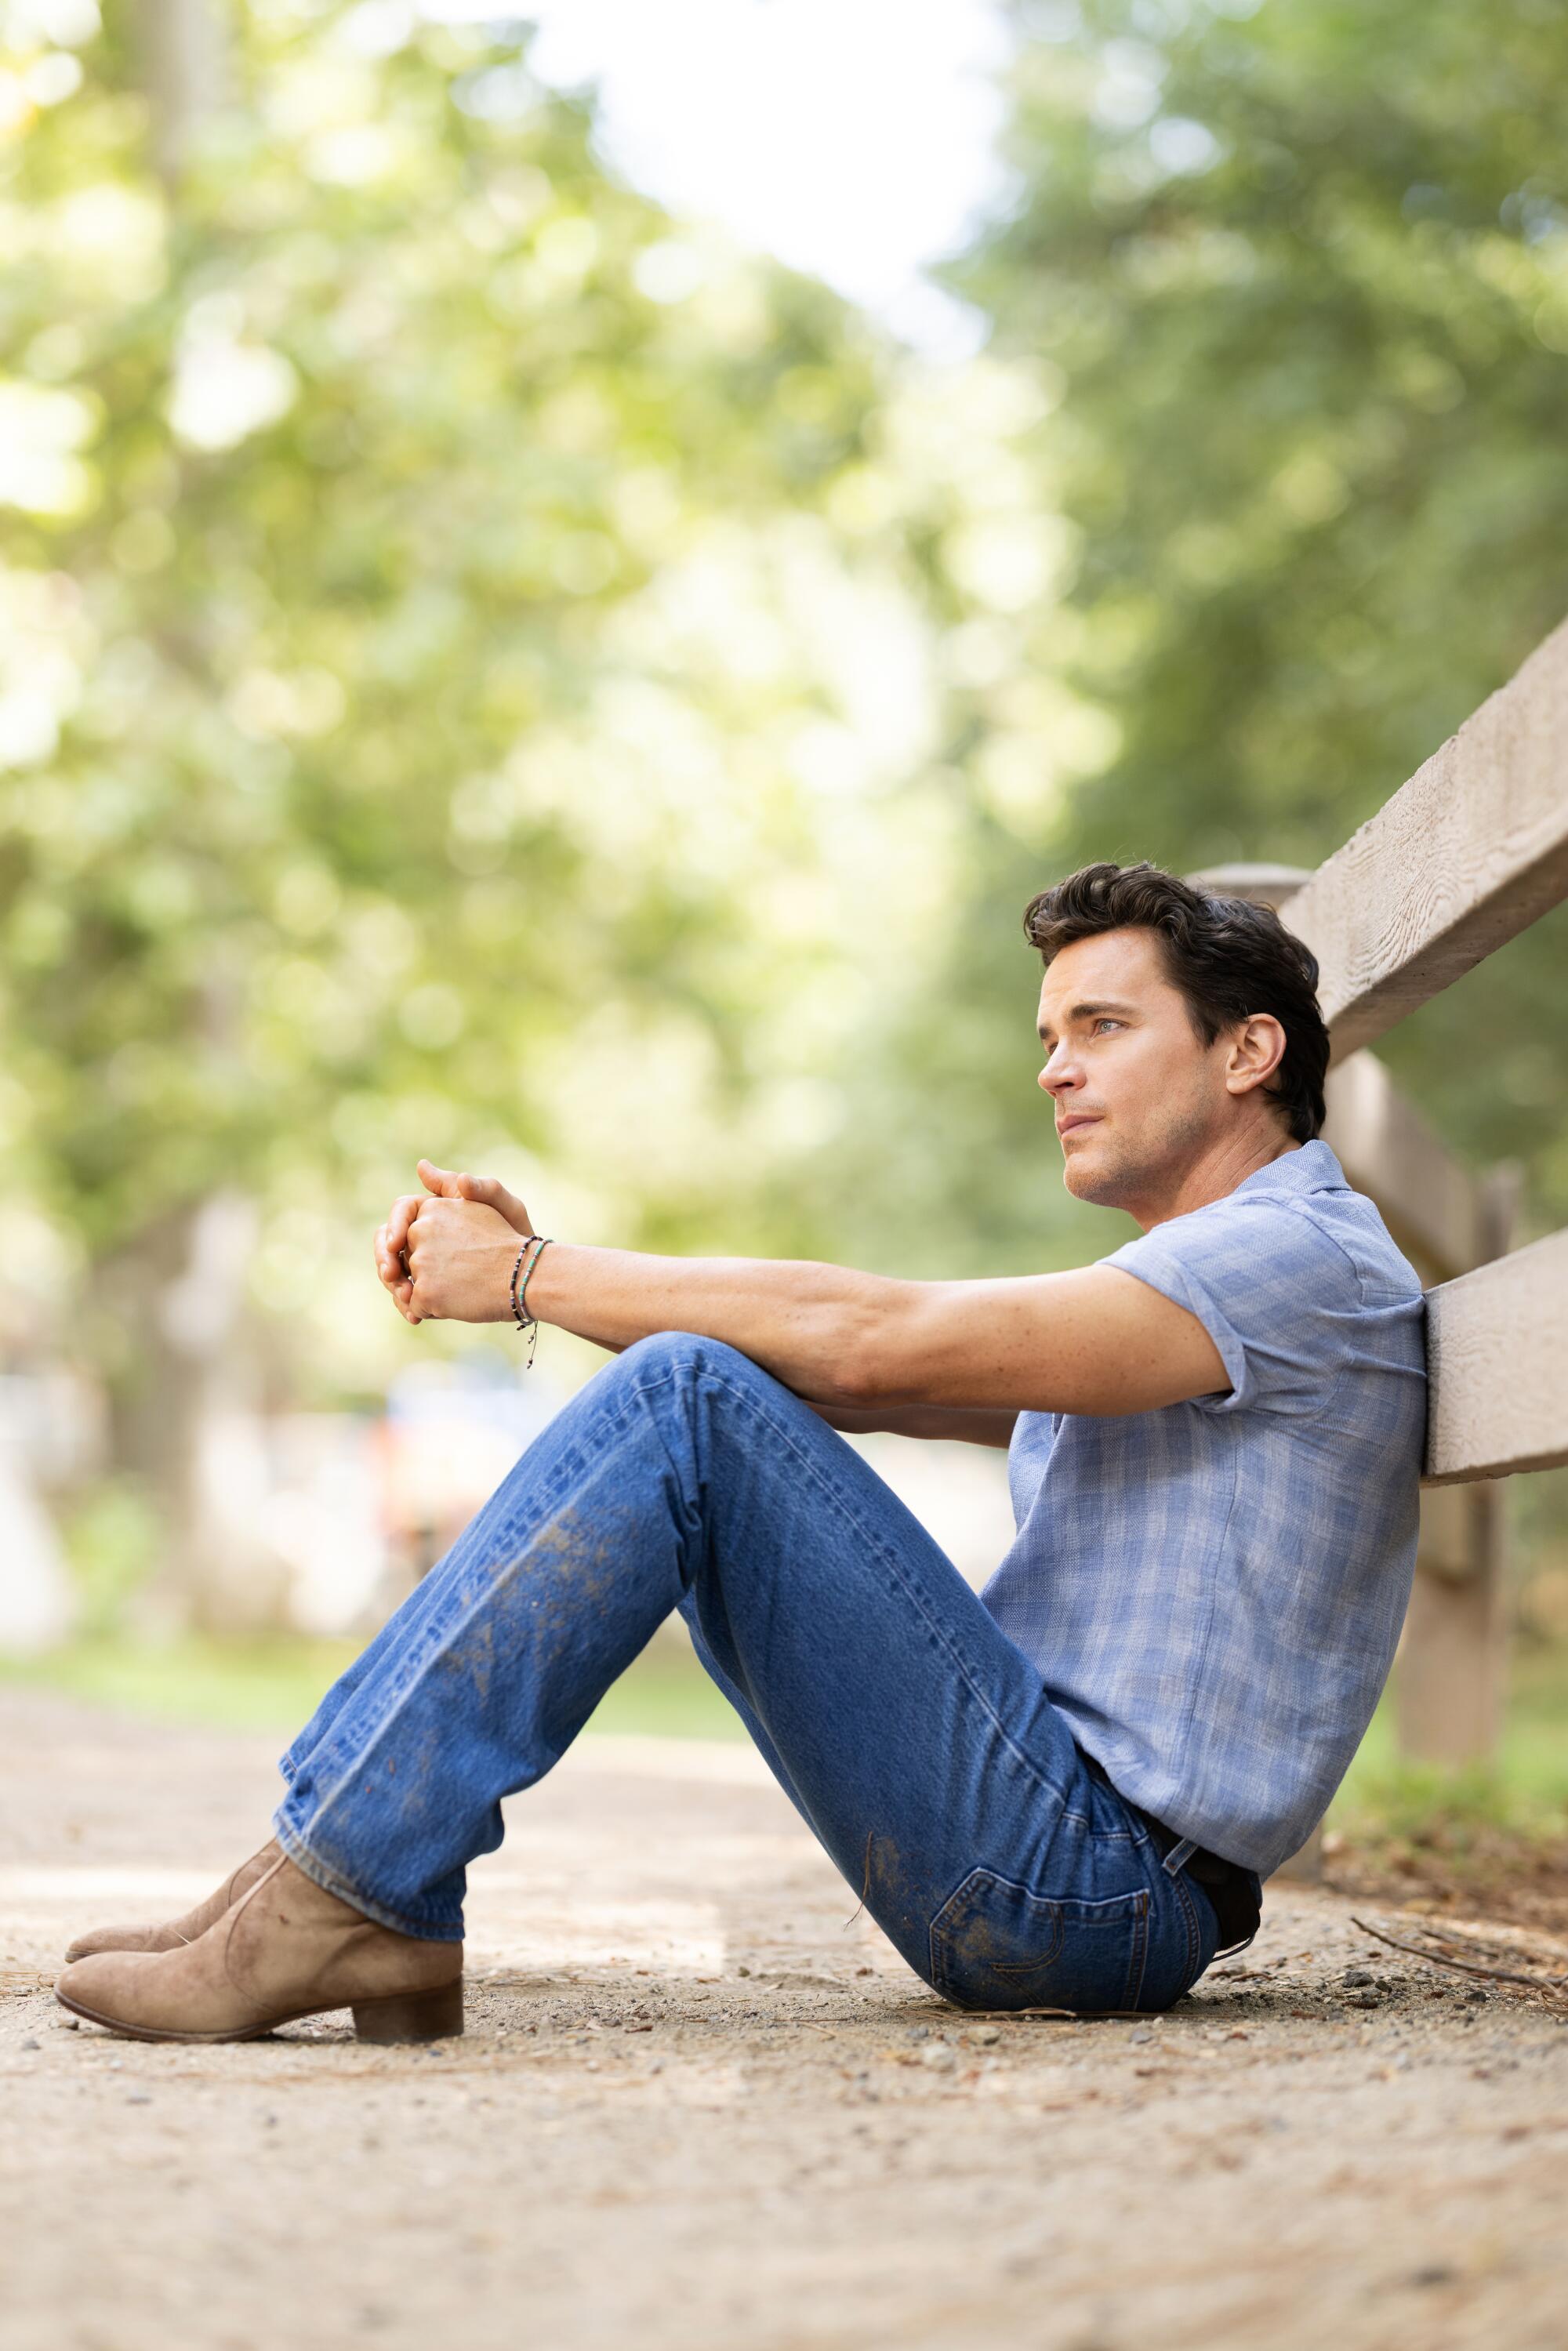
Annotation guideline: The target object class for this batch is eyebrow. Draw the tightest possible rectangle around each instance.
[1036,998,1138,1043]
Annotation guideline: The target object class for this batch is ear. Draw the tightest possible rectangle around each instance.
[1227,1014,1287,1094]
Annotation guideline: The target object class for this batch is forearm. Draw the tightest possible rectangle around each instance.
[393,1163,1234,1421]
[549,1257,1017,1436]
[521,1241,905,1406]
[539,1252,1015,1436]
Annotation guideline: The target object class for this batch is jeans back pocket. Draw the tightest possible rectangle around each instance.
[929,1867,1149,2013]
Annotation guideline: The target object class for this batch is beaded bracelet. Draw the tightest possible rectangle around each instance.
[508,1234,553,1368]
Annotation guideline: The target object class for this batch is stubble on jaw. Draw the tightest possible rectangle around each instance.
[1061,1127,1123,1208]
[1062,1103,1209,1214]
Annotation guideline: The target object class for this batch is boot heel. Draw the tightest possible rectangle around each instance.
[352,1979,464,2044]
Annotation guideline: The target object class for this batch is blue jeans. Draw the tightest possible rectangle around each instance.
[274,1333,1226,2012]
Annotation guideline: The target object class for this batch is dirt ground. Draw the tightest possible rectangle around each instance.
[3,1689,1567,2351]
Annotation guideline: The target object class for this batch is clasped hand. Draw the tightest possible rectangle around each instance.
[375,1159,535,1326]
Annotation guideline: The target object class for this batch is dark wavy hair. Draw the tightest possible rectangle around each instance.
[1022,860,1329,1145]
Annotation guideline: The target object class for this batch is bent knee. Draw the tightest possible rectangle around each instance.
[617,1330,763,1384]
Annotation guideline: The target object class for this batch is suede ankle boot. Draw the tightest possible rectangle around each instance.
[55,1852,463,2044]
[64,1838,284,1963]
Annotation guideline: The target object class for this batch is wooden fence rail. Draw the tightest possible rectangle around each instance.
[1189,617,1568,1783]
[1283,615,1568,1057]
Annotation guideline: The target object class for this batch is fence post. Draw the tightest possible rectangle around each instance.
[1394,1160,1523,1767]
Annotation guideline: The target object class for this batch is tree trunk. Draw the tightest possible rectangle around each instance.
[107,1195,290,1635]
[131,0,231,190]
[1394,1163,1522,1766]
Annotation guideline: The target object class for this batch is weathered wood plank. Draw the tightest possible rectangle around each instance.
[1396,1497,1510,1763]
[1423,1224,1568,1485]
[1282,617,1568,1058]
[1322,1050,1483,1282]
[1182,862,1313,912]
[1399,1170,1519,1762]
[1190,864,1499,1280]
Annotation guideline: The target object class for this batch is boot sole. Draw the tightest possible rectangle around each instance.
[53,1977,464,2045]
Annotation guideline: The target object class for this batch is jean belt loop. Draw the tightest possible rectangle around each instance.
[1160,1835,1199,1878]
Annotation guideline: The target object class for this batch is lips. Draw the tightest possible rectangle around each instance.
[1058,1116,1101,1135]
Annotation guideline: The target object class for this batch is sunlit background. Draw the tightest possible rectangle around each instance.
[4,0,1568,1851]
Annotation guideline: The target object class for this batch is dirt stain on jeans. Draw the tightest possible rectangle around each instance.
[521,1505,620,1655]
[845,1830,922,1945]
[362,1499,646,1884]
[447,1504,622,1698]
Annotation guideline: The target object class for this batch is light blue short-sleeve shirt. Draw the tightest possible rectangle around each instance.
[980,1137,1428,1876]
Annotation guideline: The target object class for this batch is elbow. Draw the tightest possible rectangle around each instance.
[817,1293,920,1406]
[821,1343,884,1406]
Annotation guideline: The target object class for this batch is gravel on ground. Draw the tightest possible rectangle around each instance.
[3,1689,1566,2351]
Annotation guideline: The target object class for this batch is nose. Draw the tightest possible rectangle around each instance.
[1038,1043,1079,1094]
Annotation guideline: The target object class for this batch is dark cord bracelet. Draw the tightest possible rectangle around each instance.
[509,1235,553,1368]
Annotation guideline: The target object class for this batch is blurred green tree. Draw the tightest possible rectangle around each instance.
[10,0,1568,1629]
[0,0,996,1614]
[926,0,1568,1247]
[2,2,900,1257]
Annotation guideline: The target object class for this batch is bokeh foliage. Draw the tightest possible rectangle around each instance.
[3,0,1102,1424]
[4,0,1568,1388]
[2,2,885,1278]
[935,0,1568,1238]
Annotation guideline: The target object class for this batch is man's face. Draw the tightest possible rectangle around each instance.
[1036,927,1233,1208]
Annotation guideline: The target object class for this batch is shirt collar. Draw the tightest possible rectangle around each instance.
[1229,1135,1347,1199]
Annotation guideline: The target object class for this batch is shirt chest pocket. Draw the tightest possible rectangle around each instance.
[929,1869,1149,2013]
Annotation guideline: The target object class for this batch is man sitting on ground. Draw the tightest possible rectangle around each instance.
[57,860,1428,2043]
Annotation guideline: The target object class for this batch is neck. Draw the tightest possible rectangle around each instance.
[1133,1128,1305,1234]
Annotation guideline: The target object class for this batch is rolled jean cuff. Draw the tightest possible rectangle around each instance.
[270,1812,465,1946]
[278,1748,298,1787]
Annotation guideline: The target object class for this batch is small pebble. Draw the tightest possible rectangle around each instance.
[20,2038,39,2052]
[920,2044,957,2073]
[126,2093,151,2106]
[1128,2028,1153,2044]
[1342,1968,1374,1989]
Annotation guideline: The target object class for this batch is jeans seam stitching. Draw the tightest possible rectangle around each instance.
[1171,1865,1203,1984]
[1126,1888,1150,2008]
